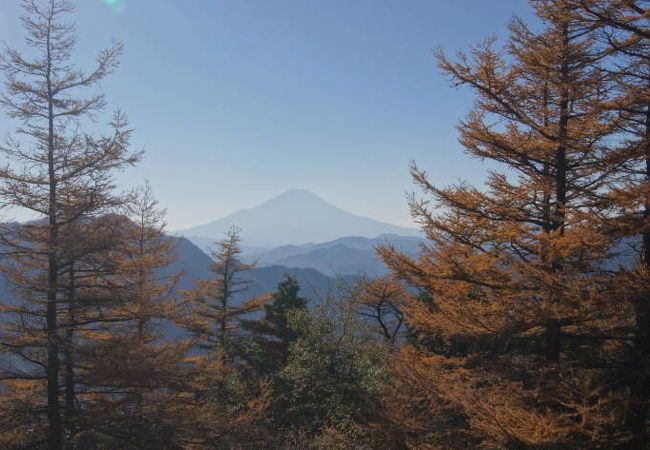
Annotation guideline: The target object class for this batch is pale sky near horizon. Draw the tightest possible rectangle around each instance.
[0,0,535,230]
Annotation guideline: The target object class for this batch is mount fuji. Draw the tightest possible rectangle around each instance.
[178,189,420,248]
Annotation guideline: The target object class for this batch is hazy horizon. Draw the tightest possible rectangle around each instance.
[0,0,535,229]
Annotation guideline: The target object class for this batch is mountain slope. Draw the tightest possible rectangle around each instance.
[169,237,343,301]
[272,244,385,277]
[0,235,346,311]
[179,189,420,247]
[253,234,425,277]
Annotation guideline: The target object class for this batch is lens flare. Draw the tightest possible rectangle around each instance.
[102,0,126,13]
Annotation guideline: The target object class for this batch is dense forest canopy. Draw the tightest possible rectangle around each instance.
[0,0,649,449]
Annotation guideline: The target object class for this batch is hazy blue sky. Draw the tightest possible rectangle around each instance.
[0,0,535,230]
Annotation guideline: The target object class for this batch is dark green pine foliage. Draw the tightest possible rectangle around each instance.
[240,276,308,376]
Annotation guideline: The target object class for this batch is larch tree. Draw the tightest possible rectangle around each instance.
[178,227,273,447]
[379,0,633,447]
[567,1,650,444]
[70,183,190,448]
[0,1,139,448]
[55,210,123,438]
[180,226,269,360]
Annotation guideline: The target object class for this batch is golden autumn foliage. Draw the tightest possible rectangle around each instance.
[4,0,650,449]
[566,2,650,446]
[378,0,648,448]
[63,185,194,448]
[0,1,139,446]
[179,227,272,360]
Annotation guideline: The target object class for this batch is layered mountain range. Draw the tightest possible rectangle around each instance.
[0,190,423,305]
[163,237,351,300]
[179,189,423,277]
[0,189,638,307]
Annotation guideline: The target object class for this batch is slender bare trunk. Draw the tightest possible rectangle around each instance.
[45,11,62,449]
[64,262,76,434]
[625,70,650,448]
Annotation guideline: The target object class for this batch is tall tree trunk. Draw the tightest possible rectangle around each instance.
[624,71,650,449]
[545,21,570,363]
[220,260,231,361]
[45,13,62,449]
[64,262,76,435]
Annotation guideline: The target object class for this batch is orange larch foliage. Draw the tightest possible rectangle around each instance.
[179,227,271,360]
[0,1,139,447]
[378,1,638,447]
[569,1,650,445]
[176,227,274,447]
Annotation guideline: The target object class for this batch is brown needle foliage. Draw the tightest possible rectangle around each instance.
[378,1,638,447]
[0,1,139,447]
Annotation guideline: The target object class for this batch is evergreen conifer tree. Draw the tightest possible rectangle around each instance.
[240,276,308,375]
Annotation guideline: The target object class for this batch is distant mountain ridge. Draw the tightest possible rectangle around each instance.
[179,189,420,248]
[252,234,425,277]
[0,235,346,309]
[164,237,347,301]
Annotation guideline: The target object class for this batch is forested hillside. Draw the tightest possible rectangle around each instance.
[1,1,650,449]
